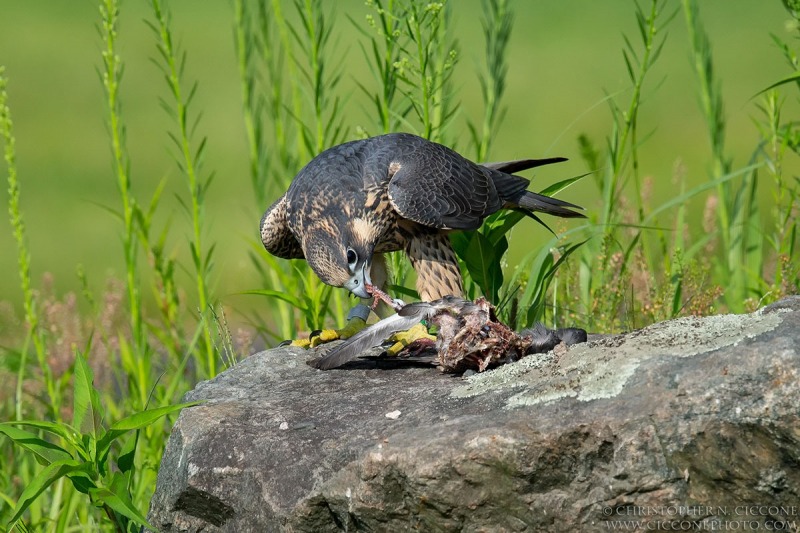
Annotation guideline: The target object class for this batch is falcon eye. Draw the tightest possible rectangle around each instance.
[346,248,358,266]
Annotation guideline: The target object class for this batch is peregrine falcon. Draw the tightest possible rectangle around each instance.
[260,132,584,337]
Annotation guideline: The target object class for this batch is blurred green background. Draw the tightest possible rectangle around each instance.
[0,1,796,322]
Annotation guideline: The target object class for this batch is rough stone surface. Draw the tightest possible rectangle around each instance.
[148,297,800,532]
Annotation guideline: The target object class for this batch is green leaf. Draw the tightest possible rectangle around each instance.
[642,164,760,225]
[0,345,26,373]
[116,429,138,474]
[240,288,306,310]
[449,231,470,257]
[89,485,155,530]
[110,401,199,432]
[671,277,683,317]
[147,175,168,220]
[0,424,73,466]
[85,200,124,222]
[9,420,79,446]
[483,211,525,246]
[72,351,103,439]
[97,401,199,462]
[753,71,800,98]
[461,231,503,302]
[525,239,589,324]
[538,172,592,197]
[387,284,419,300]
[520,249,554,314]
[68,470,97,495]
[6,459,91,531]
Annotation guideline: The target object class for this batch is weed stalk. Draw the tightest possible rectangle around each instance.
[148,0,218,376]
[1,69,57,420]
[100,0,146,353]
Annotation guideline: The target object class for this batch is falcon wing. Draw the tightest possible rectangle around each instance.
[385,140,575,230]
[386,140,504,231]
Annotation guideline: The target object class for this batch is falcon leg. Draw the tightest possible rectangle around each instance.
[407,234,464,300]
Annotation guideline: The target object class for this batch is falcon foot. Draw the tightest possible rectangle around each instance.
[384,322,437,357]
[282,312,369,349]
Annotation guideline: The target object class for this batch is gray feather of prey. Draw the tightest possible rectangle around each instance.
[312,302,437,370]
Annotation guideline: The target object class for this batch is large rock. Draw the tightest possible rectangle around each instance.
[148,297,800,532]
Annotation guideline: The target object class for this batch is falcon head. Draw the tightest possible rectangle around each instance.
[301,217,379,299]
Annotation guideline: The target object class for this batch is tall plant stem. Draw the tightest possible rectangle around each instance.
[1,69,56,419]
[101,0,144,350]
[150,0,216,376]
[603,0,663,233]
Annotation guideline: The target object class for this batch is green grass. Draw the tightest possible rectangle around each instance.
[1,0,799,530]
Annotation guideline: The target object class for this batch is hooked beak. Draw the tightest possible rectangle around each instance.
[344,262,371,299]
